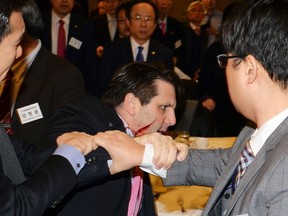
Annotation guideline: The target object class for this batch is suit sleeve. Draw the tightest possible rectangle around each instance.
[164,148,232,187]
[34,96,115,186]
[0,155,77,216]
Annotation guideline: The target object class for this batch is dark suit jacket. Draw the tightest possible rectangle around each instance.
[36,95,156,216]
[92,14,119,48]
[166,118,288,215]
[183,22,208,78]
[41,12,99,96]
[98,36,174,96]
[152,16,186,71]
[12,46,85,147]
[0,126,77,216]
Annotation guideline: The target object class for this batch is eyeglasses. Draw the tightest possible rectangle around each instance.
[216,54,245,68]
[117,19,126,24]
[130,15,155,24]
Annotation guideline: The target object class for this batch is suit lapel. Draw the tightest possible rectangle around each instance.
[13,47,48,115]
[203,127,255,215]
[42,12,52,51]
[147,41,158,62]
[67,14,79,53]
[103,14,111,42]
[225,117,288,215]
[122,37,134,62]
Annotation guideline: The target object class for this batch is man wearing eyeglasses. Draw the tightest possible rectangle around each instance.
[94,0,288,215]
[97,0,174,97]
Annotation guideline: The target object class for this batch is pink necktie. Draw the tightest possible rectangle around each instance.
[160,22,166,35]
[57,20,66,57]
[125,127,144,215]
[127,166,143,216]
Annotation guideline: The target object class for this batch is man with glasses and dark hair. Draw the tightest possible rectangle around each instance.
[98,0,174,97]
[94,0,288,215]
[116,2,130,39]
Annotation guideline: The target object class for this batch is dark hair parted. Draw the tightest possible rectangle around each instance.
[221,0,288,89]
[126,0,159,22]
[20,0,44,39]
[103,62,180,107]
[0,0,22,42]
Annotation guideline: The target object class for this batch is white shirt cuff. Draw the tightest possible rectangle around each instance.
[140,144,167,178]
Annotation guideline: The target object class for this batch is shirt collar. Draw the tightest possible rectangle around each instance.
[158,16,167,24]
[250,108,288,155]
[107,13,116,22]
[11,40,42,82]
[130,37,149,59]
[51,10,71,26]
[189,22,200,30]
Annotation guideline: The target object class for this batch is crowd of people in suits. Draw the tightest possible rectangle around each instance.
[31,0,247,137]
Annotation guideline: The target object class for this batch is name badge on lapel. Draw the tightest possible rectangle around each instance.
[17,103,43,124]
[68,37,82,50]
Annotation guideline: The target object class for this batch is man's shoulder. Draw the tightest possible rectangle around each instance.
[70,13,94,29]
[150,39,172,52]
[104,37,130,53]
[33,46,80,73]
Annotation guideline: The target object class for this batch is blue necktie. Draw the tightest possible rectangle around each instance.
[135,46,144,62]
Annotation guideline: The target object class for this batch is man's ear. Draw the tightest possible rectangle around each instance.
[123,93,137,115]
[245,55,258,84]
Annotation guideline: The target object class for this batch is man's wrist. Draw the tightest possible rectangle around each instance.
[140,144,167,178]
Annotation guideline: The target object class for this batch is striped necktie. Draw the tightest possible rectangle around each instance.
[0,126,26,184]
[232,139,254,192]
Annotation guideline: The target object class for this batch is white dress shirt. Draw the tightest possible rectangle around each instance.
[130,37,149,62]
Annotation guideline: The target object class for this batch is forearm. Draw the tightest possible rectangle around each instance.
[0,155,77,216]
[164,148,231,187]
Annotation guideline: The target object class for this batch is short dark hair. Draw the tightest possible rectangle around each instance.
[126,0,159,22]
[0,0,22,42]
[20,0,44,39]
[116,2,130,18]
[103,62,179,107]
[222,0,288,89]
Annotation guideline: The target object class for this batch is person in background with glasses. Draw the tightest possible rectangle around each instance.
[97,0,174,97]
[116,2,130,39]
[94,0,288,215]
